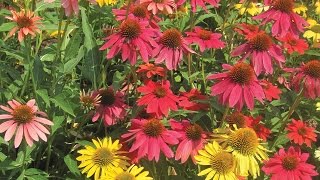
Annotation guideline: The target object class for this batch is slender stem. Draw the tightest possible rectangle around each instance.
[45,138,53,172]
[220,105,230,128]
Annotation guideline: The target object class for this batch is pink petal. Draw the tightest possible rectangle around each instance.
[0,120,15,133]
[4,123,17,141]
[0,114,13,119]
[14,125,24,148]
[34,117,54,126]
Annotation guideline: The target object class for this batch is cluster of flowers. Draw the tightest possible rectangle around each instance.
[1,0,320,179]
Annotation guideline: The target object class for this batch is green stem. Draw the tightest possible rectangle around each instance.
[45,138,53,172]
[220,105,230,128]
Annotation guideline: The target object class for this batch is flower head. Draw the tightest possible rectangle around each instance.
[76,137,130,180]
[286,119,317,147]
[178,89,209,111]
[208,62,265,110]
[102,165,152,180]
[226,111,248,129]
[278,33,308,54]
[121,118,180,162]
[235,23,261,39]
[5,10,41,42]
[303,19,320,47]
[61,0,79,17]
[315,148,320,161]
[289,60,320,99]
[100,18,158,65]
[137,80,179,118]
[136,63,165,79]
[92,88,127,126]
[96,0,117,7]
[317,102,320,110]
[262,146,318,179]
[195,141,237,180]
[153,28,195,70]
[177,0,220,12]
[253,0,309,37]
[260,80,282,101]
[170,120,208,163]
[185,27,225,52]
[214,127,269,178]
[140,0,176,15]
[245,116,271,141]
[232,31,285,75]
[0,99,53,148]
[80,90,101,111]
[234,2,263,16]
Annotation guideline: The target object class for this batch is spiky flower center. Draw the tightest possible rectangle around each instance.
[99,89,116,106]
[13,105,34,123]
[132,5,147,18]
[197,29,211,40]
[143,119,165,137]
[120,19,141,40]
[185,124,202,140]
[17,16,32,28]
[93,148,114,166]
[115,172,135,180]
[227,112,247,128]
[282,155,298,170]
[228,128,259,155]
[272,0,294,13]
[211,152,234,173]
[160,29,182,49]
[229,63,255,85]
[288,39,297,46]
[154,86,167,98]
[297,127,307,136]
[249,33,272,51]
[303,60,320,78]
[310,24,320,33]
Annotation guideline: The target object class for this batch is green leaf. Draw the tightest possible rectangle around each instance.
[64,31,82,61]
[25,168,48,180]
[36,89,50,107]
[64,46,84,74]
[35,1,61,11]
[0,22,16,32]
[51,116,65,134]
[64,155,81,176]
[51,94,76,116]
[0,152,7,161]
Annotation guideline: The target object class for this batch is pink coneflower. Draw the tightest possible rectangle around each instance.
[121,118,180,162]
[61,0,79,17]
[153,28,195,70]
[262,146,318,179]
[260,80,282,101]
[278,33,308,54]
[99,18,158,65]
[92,88,127,126]
[140,0,176,15]
[253,0,308,37]
[178,89,209,111]
[177,0,220,12]
[0,99,53,148]
[232,31,285,75]
[288,60,320,99]
[170,120,207,163]
[137,80,179,118]
[286,119,317,147]
[245,116,271,141]
[6,10,41,42]
[112,4,160,28]
[185,27,225,52]
[79,89,101,110]
[208,62,265,110]
[136,63,166,79]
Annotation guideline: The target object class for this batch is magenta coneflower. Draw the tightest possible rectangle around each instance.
[169,120,207,163]
[140,0,176,15]
[232,31,285,75]
[61,0,79,17]
[99,18,158,65]
[253,0,308,37]
[92,88,127,126]
[287,60,320,99]
[262,146,318,179]
[153,28,195,70]
[185,27,225,52]
[208,62,265,110]
[0,99,53,148]
[121,118,180,162]
[137,80,179,118]
[177,0,220,12]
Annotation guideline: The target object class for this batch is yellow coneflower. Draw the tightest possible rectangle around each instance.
[100,165,153,180]
[316,102,320,110]
[213,127,269,179]
[293,3,307,18]
[315,1,320,15]
[80,89,101,110]
[96,0,117,7]
[303,19,320,47]
[234,2,263,16]
[195,141,237,180]
[76,137,130,180]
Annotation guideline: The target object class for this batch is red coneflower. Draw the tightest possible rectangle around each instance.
[61,0,79,17]
[235,23,261,39]
[260,80,282,101]
[92,88,127,126]
[136,63,166,79]
[6,10,41,42]
[177,0,220,12]
[245,116,271,141]
[185,27,225,52]
[288,60,320,99]
[121,118,180,162]
[278,33,308,54]
[140,0,176,15]
[178,88,209,111]
[262,146,318,179]
[99,18,158,65]
[286,119,317,147]
[208,62,265,110]
[253,0,308,37]
[0,99,53,148]
[170,119,207,163]
[137,80,179,118]
[232,31,285,75]
[153,28,195,70]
